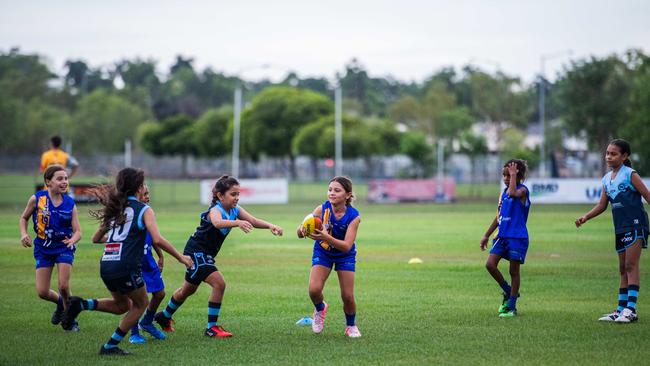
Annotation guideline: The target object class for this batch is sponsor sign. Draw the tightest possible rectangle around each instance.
[368,178,457,203]
[519,178,650,204]
[200,178,288,205]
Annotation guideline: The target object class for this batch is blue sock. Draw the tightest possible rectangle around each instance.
[131,324,140,336]
[314,302,325,312]
[82,299,97,311]
[345,313,356,326]
[627,284,639,311]
[141,309,156,325]
[507,296,517,310]
[618,288,628,312]
[103,327,126,349]
[499,281,511,295]
[207,302,221,329]
[163,297,183,319]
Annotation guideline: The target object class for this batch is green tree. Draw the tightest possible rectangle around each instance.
[0,48,55,102]
[240,87,333,178]
[139,114,198,176]
[71,90,150,154]
[399,131,434,177]
[193,106,233,157]
[621,51,650,173]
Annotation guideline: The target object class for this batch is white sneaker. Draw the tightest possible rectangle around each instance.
[312,302,328,334]
[345,325,361,338]
[598,310,620,321]
[614,308,638,323]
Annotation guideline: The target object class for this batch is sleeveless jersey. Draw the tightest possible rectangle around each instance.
[495,184,530,239]
[602,165,649,234]
[141,232,159,272]
[100,197,150,278]
[31,190,75,251]
[313,201,359,257]
[184,201,240,257]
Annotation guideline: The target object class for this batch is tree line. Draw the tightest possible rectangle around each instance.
[1,47,649,176]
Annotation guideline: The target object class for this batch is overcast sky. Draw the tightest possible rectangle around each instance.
[2,0,649,84]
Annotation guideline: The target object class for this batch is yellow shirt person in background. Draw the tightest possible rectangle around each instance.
[40,136,79,177]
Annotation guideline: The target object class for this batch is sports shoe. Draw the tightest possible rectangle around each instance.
[204,325,233,338]
[312,302,328,334]
[61,296,83,331]
[64,319,80,332]
[344,325,361,338]
[499,308,517,318]
[139,322,166,340]
[598,310,620,322]
[129,334,147,344]
[51,304,64,325]
[99,346,131,356]
[154,312,175,332]
[498,293,509,314]
[615,308,638,323]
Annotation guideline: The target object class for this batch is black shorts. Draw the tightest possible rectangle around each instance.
[102,271,145,294]
[615,229,648,253]
[185,252,218,285]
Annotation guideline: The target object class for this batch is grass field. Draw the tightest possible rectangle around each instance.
[1,176,649,365]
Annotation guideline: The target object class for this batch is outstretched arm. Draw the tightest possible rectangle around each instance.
[575,189,608,227]
[238,207,283,236]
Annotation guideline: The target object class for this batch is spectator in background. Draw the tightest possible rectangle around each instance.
[40,136,79,177]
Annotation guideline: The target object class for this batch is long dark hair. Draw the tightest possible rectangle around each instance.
[503,159,528,183]
[609,139,632,167]
[91,168,145,228]
[330,176,355,206]
[211,175,240,205]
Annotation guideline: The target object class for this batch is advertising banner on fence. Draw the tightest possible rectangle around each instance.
[200,178,288,205]
[525,178,650,204]
[368,178,456,203]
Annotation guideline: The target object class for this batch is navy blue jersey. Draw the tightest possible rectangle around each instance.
[31,190,75,251]
[313,201,359,258]
[184,201,240,257]
[495,184,530,239]
[100,197,150,279]
[602,166,649,234]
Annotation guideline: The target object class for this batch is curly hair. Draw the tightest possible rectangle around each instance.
[90,168,145,228]
[503,159,528,183]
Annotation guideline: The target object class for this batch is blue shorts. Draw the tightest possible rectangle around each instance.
[312,248,356,272]
[615,229,648,253]
[490,237,529,264]
[142,266,165,293]
[34,245,75,269]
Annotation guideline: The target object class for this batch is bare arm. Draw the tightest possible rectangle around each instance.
[209,207,254,233]
[92,226,109,243]
[575,189,609,227]
[309,216,360,253]
[19,195,36,247]
[297,205,321,238]
[631,172,650,204]
[62,206,82,248]
[480,216,499,251]
[143,208,193,268]
[238,207,283,236]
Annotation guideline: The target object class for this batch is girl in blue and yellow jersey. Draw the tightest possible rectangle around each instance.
[576,139,650,323]
[297,176,362,337]
[62,168,192,356]
[154,175,283,339]
[480,159,530,318]
[19,164,82,331]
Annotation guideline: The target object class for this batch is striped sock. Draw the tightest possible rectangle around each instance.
[207,302,221,329]
[627,284,639,311]
[345,313,356,326]
[141,309,156,325]
[82,299,97,311]
[103,327,127,349]
[163,297,184,319]
[618,288,628,312]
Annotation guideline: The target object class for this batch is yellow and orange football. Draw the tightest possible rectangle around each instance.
[301,214,323,236]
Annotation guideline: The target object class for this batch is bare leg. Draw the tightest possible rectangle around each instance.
[309,265,332,305]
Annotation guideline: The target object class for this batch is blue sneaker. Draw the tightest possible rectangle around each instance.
[139,323,166,340]
[129,334,147,344]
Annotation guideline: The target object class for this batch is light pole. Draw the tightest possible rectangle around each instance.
[334,85,342,177]
[539,50,572,178]
[231,64,270,178]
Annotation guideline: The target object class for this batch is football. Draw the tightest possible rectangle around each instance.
[301,214,323,236]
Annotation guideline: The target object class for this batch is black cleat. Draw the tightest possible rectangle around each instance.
[61,296,83,331]
[99,346,131,356]
[51,304,64,325]
[154,312,175,332]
